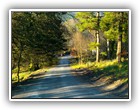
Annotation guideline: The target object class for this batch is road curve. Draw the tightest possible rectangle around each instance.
[12,55,117,99]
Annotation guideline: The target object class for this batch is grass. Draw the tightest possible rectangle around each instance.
[71,59,128,83]
[12,67,49,83]
[12,58,59,84]
[71,63,87,69]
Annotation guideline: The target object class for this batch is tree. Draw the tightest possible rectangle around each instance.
[63,18,96,64]
[100,12,128,63]
[100,12,117,59]
[75,12,100,62]
[11,12,67,82]
[72,32,90,64]
[12,12,31,82]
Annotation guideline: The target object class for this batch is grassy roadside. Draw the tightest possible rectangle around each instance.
[12,57,59,84]
[71,59,128,82]
[71,59,129,97]
[12,67,49,84]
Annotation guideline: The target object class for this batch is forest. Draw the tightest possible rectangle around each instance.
[11,11,129,99]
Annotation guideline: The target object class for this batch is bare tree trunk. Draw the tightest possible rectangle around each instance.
[96,12,100,62]
[116,35,122,63]
[116,12,123,63]
[107,39,110,59]
[17,43,23,83]
[96,30,100,62]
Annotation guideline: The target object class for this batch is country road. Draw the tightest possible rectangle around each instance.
[12,55,119,99]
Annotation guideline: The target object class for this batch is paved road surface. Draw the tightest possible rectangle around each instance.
[12,55,117,99]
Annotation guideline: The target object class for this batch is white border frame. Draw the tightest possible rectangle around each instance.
[9,9,131,101]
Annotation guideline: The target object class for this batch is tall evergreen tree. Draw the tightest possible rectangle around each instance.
[100,12,128,63]
[12,12,67,82]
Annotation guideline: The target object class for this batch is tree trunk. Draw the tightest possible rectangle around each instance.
[96,30,100,62]
[96,12,100,62]
[17,43,23,83]
[107,39,110,59]
[110,41,116,59]
[116,35,122,63]
[116,12,123,63]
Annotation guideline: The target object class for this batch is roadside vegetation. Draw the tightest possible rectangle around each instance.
[71,58,128,97]
[12,12,68,83]
[71,59,128,82]
[12,67,49,83]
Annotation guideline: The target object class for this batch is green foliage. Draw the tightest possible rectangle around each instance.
[11,11,129,84]
[88,42,100,50]
[100,12,128,42]
[75,12,98,32]
[100,51,107,57]
[104,28,118,41]
[100,12,128,62]
[12,12,67,73]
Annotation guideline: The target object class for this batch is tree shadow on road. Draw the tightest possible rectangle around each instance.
[71,62,129,99]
